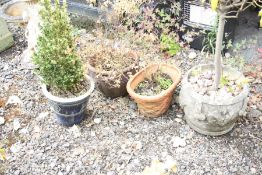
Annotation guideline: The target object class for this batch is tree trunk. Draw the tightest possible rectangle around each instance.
[214,14,225,90]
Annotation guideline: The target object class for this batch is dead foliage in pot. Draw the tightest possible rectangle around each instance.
[77,33,140,88]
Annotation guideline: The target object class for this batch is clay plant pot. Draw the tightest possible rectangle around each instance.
[179,64,249,136]
[87,56,139,98]
[126,63,181,117]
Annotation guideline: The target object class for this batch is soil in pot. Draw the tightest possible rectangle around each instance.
[43,76,95,126]
[135,70,173,96]
[127,63,181,117]
[48,79,91,98]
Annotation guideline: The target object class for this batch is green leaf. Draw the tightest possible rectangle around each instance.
[259,9,262,16]
[220,75,229,87]
[0,148,6,161]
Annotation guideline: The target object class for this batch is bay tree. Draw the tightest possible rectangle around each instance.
[207,0,261,89]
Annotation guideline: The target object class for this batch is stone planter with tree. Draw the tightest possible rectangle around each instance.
[179,0,261,136]
[33,0,95,126]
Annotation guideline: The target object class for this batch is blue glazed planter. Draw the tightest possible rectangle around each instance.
[42,75,95,126]
[50,98,89,126]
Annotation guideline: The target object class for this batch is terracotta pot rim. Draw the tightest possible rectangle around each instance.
[127,63,182,101]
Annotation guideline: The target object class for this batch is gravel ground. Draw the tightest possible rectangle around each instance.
[0,22,262,175]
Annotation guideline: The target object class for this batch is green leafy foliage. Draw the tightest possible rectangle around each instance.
[156,75,173,90]
[202,27,217,54]
[160,34,181,56]
[202,18,232,54]
[220,75,230,87]
[0,148,6,161]
[33,0,84,91]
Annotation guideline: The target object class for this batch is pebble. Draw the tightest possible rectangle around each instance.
[66,165,71,172]
[19,127,28,134]
[176,114,183,118]
[225,52,231,58]
[189,77,198,84]
[203,71,213,80]
[94,118,101,124]
[251,167,256,174]
[3,64,9,70]
[13,118,21,131]
[68,125,81,138]
[58,172,63,175]
[107,171,116,175]
[90,130,96,137]
[72,147,85,156]
[10,143,21,153]
[188,52,197,59]
[133,141,143,150]
[0,117,5,125]
[174,118,182,123]
[6,96,23,106]
[129,101,137,110]
[14,170,20,175]
[36,112,49,121]
[172,136,187,147]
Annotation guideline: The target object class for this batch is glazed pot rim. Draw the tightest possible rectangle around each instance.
[127,63,182,101]
[183,64,249,106]
[42,75,95,103]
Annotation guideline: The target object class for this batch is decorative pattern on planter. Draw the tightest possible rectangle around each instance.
[179,65,249,136]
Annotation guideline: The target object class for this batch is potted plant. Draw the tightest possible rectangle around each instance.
[127,63,181,117]
[179,0,261,136]
[33,0,95,126]
[78,35,139,98]
[76,0,145,98]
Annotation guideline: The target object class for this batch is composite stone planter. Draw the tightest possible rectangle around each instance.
[0,17,14,52]
[179,64,249,136]
[0,0,34,23]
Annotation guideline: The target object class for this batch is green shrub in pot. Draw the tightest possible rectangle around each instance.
[33,0,95,126]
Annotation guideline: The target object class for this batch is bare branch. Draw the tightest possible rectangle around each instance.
[253,0,262,8]
[225,3,252,17]
[222,0,248,11]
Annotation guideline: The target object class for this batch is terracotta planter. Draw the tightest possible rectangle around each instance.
[87,57,139,98]
[127,63,181,117]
